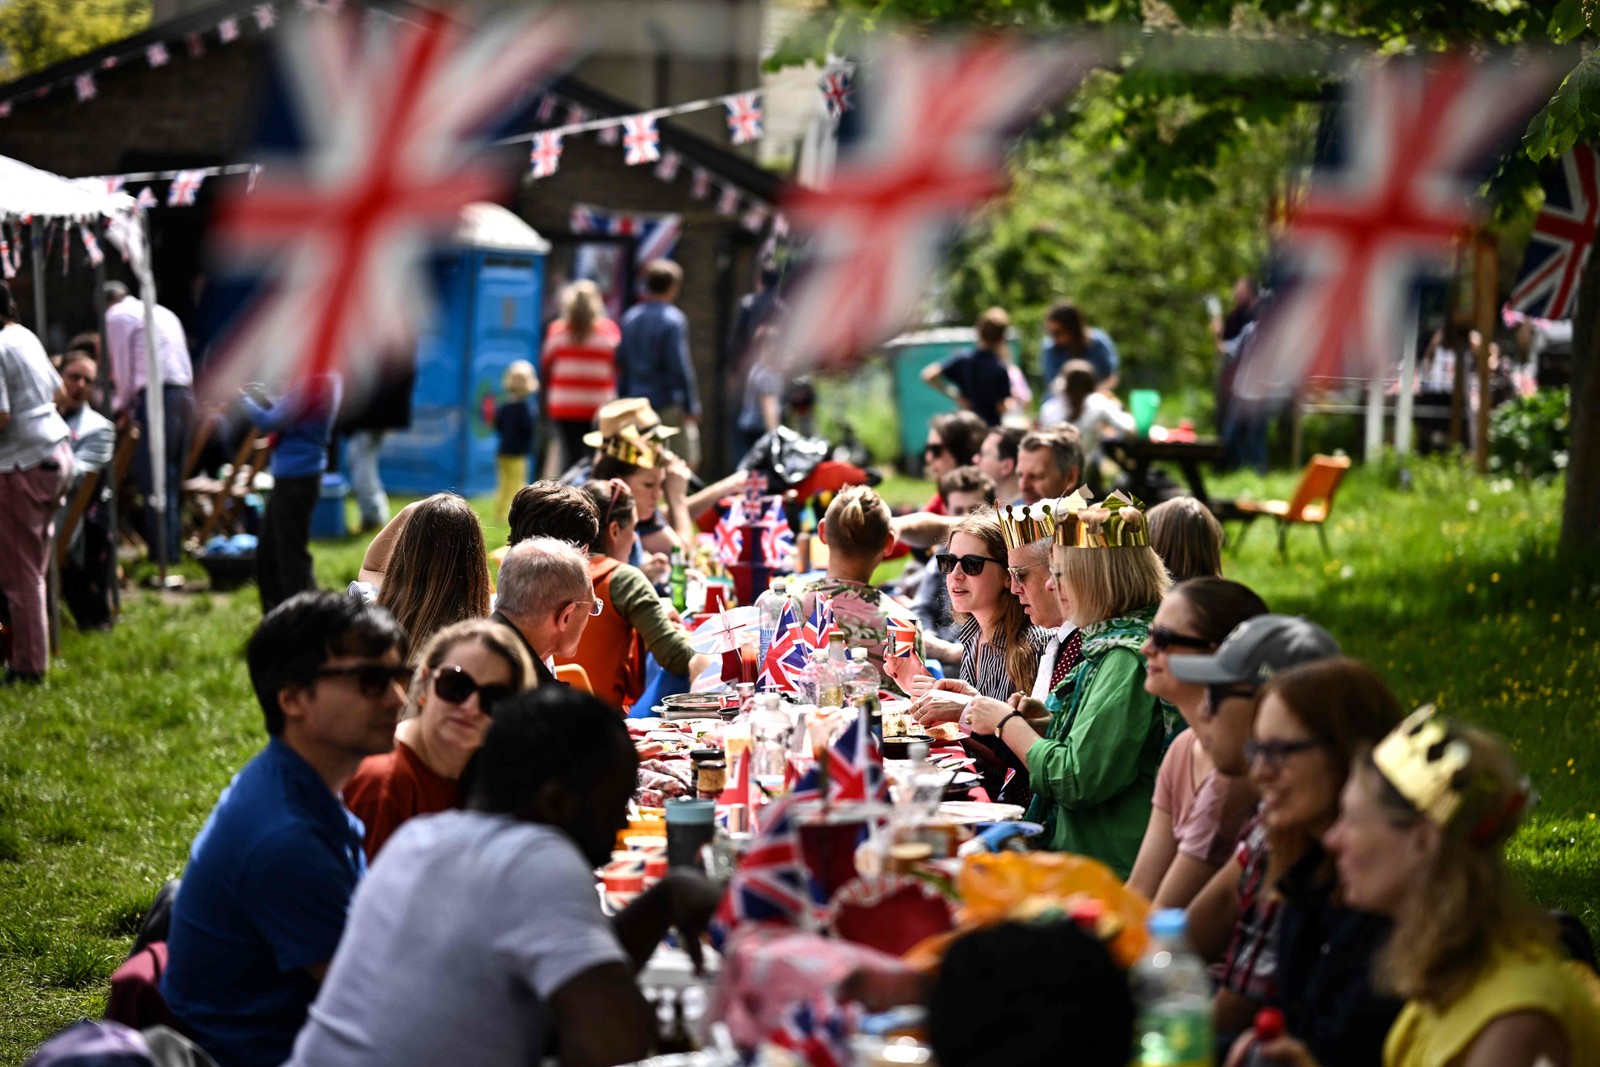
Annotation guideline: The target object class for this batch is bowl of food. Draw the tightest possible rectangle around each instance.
[882,734,934,760]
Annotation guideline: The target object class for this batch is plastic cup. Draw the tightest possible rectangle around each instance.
[665,798,717,869]
[1130,390,1161,437]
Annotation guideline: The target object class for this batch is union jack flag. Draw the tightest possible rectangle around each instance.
[622,114,661,165]
[186,32,205,58]
[819,63,855,120]
[654,151,681,182]
[775,38,1088,374]
[75,74,96,101]
[136,187,158,210]
[203,8,573,403]
[253,3,277,30]
[564,103,587,126]
[1237,54,1558,402]
[597,122,619,146]
[717,185,740,217]
[761,599,811,691]
[79,225,104,267]
[168,170,205,206]
[726,91,763,145]
[0,229,14,280]
[535,93,556,123]
[742,203,769,233]
[146,42,169,68]
[760,504,794,568]
[570,205,682,265]
[803,596,838,651]
[691,167,711,200]
[713,784,818,930]
[1509,145,1599,321]
[219,17,241,43]
[742,471,769,508]
[0,101,11,118]
[823,702,886,803]
[529,131,563,179]
[104,176,126,195]
[767,995,856,1067]
[887,618,918,658]
[714,498,747,565]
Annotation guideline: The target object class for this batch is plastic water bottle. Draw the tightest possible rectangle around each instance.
[1241,1008,1285,1067]
[669,548,688,613]
[755,577,787,669]
[750,693,792,801]
[811,646,845,710]
[1132,909,1214,1067]
[899,740,946,820]
[846,647,881,708]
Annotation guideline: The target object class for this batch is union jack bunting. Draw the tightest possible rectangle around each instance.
[717,185,740,217]
[803,596,838,651]
[204,7,574,403]
[136,187,158,210]
[219,17,241,43]
[1237,54,1558,402]
[253,3,277,30]
[564,104,587,126]
[535,93,557,123]
[726,91,763,145]
[654,151,681,182]
[167,170,206,206]
[79,225,104,268]
[714,499,747,565]
[0,101,11,118]
[1508,145,1599,321]
[691,167,711,200]
[767,996,856,1067]
[742,203,769,233]
[622,115,661,165]
[104,176,126,195]
[742,471,769,508]
[0,228,13,280]
[819,63,855,120]
[186,33,205,58]
[529,131,563,179]
[146,42,170,67]
[101,56,119,69]
[597,123,619,145]
[775,38,1089,374]
[75,74,96,102]
[570,206,682,264]
[761,599,811,691]
[887,618,918,658]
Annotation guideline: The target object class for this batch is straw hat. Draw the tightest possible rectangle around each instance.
[582,398,681,448]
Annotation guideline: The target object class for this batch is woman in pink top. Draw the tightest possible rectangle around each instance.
[1126,577,1267,907]
[542,280,621,469]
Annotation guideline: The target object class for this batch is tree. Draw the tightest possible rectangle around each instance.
[793,0,1600,556]
[0,0,150,80]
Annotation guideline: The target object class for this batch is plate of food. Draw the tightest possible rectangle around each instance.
[937,801,1026,824]
[881,702,968,742]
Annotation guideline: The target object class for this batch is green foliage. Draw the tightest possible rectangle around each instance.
[1490,387,1572,480]
[0,0,150,79]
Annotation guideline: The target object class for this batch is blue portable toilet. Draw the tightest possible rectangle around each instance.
[379,203,550,498]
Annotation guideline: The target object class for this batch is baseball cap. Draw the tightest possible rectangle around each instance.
[1166,614,1340,686]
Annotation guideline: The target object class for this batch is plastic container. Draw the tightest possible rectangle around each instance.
[755,577,788,671]
[1132,909,1214,1066]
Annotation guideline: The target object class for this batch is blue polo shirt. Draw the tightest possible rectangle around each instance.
[163,738,367,1067]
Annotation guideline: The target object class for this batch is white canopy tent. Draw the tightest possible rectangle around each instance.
[0,154,170,572]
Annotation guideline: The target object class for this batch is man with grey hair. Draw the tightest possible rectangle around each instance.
[491,537,599,687]
[1015,427,1083,505]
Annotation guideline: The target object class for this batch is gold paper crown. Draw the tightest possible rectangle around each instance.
[998,503,1057,549]
[600,425,663,469]
[1372,706,1474,828]
[1053,490,1150,548]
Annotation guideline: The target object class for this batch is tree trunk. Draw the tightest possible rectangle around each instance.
[1560,218,1600,557]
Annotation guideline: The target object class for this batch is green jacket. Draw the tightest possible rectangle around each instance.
[1022,609,1171,879]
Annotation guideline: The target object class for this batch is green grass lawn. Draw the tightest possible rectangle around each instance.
[1,459,1597,1060]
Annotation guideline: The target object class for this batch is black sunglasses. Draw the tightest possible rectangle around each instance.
[923,443,948,458]
[1149,626,1215,652]
[314,663,413,698]
[432,665,516,713]
[1244,737,1325,771]
[1204,683,1259,718]
[935,552,1007,577]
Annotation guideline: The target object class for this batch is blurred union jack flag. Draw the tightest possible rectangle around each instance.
[818,63,854,119]
[803,595,838,651]
[570,205,682,265]
[887,618,918,658]
[823,703,885,804]
[714,498,746,565]
[203,7,574,402]
[1237,54,1557,402]
[761,599,810,690]
[1508,145,1599,321]
[759,501,793,567]
[622,114,660,165]
[767,995,856,1067]
[726,91,763,145]
[529,131,563,180]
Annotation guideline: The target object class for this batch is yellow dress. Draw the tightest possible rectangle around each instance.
[1384,940,1600,1067]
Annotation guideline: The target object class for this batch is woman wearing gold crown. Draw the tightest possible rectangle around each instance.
[1232,709,1600,1067]
[964,492,1172,878]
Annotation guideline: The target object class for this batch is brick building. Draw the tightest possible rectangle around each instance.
[0,0,783,472]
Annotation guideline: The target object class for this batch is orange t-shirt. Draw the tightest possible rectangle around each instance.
[343,739,460,861]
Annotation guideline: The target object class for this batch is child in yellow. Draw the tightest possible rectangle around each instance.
[493,360,538,523]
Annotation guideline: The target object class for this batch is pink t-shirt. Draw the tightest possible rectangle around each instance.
[1152,730,1255,867]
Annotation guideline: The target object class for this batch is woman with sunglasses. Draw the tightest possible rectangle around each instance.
[1188,657,1405,1060]
[565,479,715,711]
[1127,578,1268,908]
[960,496,1168,878]
[344,619,537,860]
[903,508,1049,806]
[1235,713,1600,1067]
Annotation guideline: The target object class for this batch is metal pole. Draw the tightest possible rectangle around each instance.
[1364,375,1384,462]
[137,212,169,581]
[1395,300,1419,457]
[1474,235,1496,475]
[30,225,46,336]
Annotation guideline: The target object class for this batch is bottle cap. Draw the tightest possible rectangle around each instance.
[1147,907,1187,938]
[850,647,868,662]
[1253,1008,1285,1040]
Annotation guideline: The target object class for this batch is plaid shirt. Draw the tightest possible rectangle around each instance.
[1215,812,1279,1000]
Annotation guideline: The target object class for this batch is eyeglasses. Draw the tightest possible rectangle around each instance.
[935,552,1007,577]
[602,477,632,530]
[1148,626,1215,653]
[1244,737,1325,771]
[1006,560,1045,583]
[313,663,413,698]
[432,665,516,713]
[923,443,947,459]
[573,597,604,617]
[1204,683,1258,718]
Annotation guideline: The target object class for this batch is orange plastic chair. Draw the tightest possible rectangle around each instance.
[1232,453,1352,558]
[553,663,594,693]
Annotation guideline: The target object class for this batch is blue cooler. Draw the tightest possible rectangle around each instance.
[312,473,350,539]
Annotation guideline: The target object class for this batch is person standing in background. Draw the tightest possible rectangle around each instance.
[0,282,75,684]
[104,280,193,566]
[616,260,700,467]
[921,307,1017,427]
[241,374,343,614]
[494,361,538,525]
[542,280,620,473]
[1041,301,1120,391]
[338,359,413,535]
[55,351,119,631]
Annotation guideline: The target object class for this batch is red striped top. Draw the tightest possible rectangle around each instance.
[542,317,621,421]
